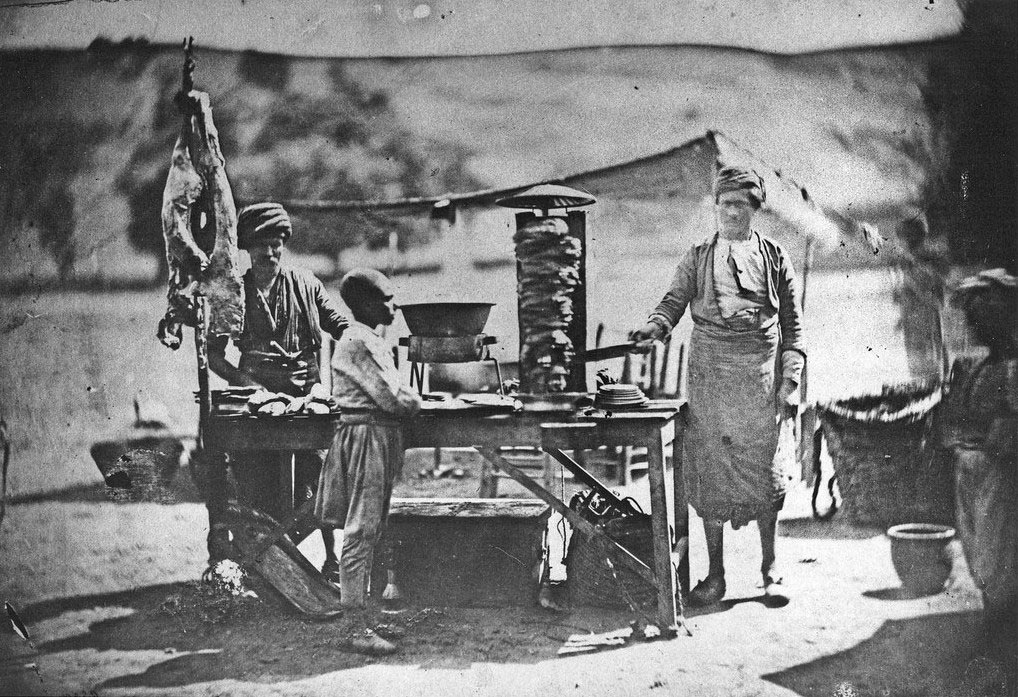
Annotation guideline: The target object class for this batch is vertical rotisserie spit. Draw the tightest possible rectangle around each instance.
[514,216,582,393]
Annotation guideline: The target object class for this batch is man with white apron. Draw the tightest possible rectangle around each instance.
[631,166,806,607]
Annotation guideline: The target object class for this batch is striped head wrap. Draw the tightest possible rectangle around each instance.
[237,202,293,248]
[714,165,766,206]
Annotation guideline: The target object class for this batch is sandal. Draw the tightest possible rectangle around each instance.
[688,575,726,606]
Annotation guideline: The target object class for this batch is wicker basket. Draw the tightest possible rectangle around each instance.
[566,514,657,610]
[818,382,954,528]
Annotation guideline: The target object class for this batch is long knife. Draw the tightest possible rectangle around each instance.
[576,342,644,363]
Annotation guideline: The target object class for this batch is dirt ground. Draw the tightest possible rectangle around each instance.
[1,449,1012,697]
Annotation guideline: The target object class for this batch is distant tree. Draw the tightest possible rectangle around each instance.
[238,50,290,93]
[117,52,482,274]
[123,175,171,279]
[116,66,188,282]
[87,36,155,79]
[226,60,481,257]
[0,120,102,282]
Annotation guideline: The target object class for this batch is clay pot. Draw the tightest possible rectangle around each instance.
[887,523,956,596]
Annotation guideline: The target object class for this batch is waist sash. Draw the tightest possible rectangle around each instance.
[337,411,402,428]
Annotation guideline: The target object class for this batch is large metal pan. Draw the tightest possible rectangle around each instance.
[399,302,495,337]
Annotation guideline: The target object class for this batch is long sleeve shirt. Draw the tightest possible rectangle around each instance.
[713,237,769,319]
[331,322,421,415]
[648,231,806,383]
[236,266,349,360]
[207,266,349,394]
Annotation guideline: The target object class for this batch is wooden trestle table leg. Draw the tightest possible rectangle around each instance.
[475,446,683,637]
[474,447,656,586]
[645,428,681,635]
[278,452,294,516]
[672,408,690,595]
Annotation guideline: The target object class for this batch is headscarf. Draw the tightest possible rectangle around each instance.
[714,165,766,206]
[951,268,1018,306]
[951,268,1018,335]
[237,202,293,248]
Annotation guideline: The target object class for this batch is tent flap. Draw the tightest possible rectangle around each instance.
[257,131,878,252]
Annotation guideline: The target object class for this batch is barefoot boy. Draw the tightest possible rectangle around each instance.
[315,268,421,608]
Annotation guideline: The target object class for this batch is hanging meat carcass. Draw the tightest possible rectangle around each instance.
[156,88,243,349]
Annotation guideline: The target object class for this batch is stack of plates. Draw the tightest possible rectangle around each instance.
[593,384,648,411]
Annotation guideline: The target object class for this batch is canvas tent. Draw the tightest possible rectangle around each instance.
[256,131,882,257]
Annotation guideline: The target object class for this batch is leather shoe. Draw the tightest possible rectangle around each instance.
[347,629,398,656]
[688,575,726,606]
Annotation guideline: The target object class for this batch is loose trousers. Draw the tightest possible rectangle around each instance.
[316,420,404,606]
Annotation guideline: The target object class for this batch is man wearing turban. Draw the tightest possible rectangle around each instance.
[631,165,805,607]
[207,202,350,581]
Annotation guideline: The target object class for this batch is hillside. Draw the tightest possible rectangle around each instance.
[0,43,481,287]
[1,36,1010,289]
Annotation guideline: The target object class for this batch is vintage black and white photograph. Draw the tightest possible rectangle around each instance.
[0,1,1015,694]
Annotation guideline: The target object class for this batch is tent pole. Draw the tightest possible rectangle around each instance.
[798,237,815,482]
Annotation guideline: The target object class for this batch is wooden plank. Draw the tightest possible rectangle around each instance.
[547,418,677,451]
[278,451,293,514]
[388,497,549,518]
[543,447,633,514]
[240,495,319,566]
[648,342,658,398]
[665,339,675,396]
[672,405,690,595]
[223,505,343,619]
[478,458,498,498]
[474,447,657,588]
[645,427,680,634]
[206,414,338,450]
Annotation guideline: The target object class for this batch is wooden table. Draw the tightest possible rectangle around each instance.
[203,402,689,634]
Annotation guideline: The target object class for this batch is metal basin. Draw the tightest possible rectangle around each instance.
[399,302,495,337]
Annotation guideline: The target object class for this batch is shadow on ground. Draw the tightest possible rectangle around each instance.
[9,466,206,506]
[681,592,793,619]
[763,611,1015,697]
[863,586,948,602]
[17,582,642,692]
[778,516,887,541]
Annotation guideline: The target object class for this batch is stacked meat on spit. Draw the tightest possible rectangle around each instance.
[514,216,581,393]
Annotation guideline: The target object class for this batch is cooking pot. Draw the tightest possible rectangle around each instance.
[399,302,495,337]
